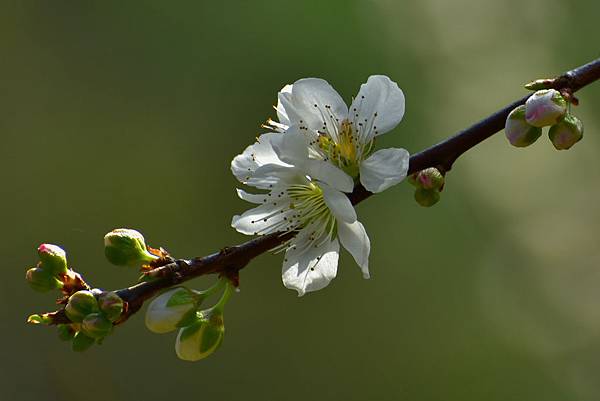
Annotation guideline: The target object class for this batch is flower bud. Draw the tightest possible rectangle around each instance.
[104,228,158,267]
[81,313,113,339]
[72,331,95,352]
[98,291,124,322]
[37,244,68,276]
[57,324,76,341]
[548,114,584,150]
[504,105,542,147]
[415,168,444,190]
[26,267,63,292]
[175,310,225,362]
[145,287,198,334]
[65,290,99,323]
[525,89,567,127]
[414,188,440,207]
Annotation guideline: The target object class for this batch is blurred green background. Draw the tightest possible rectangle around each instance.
[2,1,600,400]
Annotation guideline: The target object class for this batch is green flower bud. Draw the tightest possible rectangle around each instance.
[525,89,567,127]
[72,331,95,352]
[37,244,68,276]
[104,228,158,267]
[175,310,225,362]
[505,105,542,147]
[81,313,113,339]
[145,287,198,334]
[65,290,99,323]
[57,324,76,341]
[415,168,444,191]
[98,291,124,322]
[548,113,584,150]
[26,267,62,292]
[414,188,440,207]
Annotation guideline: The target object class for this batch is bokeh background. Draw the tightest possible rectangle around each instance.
[2,1,600,400]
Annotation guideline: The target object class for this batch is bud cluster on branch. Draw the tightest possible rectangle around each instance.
[25,57,600,361]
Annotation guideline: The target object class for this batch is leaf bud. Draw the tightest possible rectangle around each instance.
[524,78,555,91]
[548,113,584,150]
[175,309,225,362]
[26,267,63,292]
[81,313,113,339]
[504,105,542,147]
[27,313,53,325]
[98,291,124,322]
[65,290,99,323]
[525,89,567,127]
[104,228,158,267]
[414,188,440,207]
[145,287,199,334]
[37,244,68,276]
[72,331,95,352]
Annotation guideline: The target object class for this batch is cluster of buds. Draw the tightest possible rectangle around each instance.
[505,87,583,150]
[62,289,124,351]
[145,279,234,361]
[408,167,445,207]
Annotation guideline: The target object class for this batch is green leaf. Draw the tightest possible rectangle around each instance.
[166,289,196,308]
[27,314,52,325]
[176,310,200,328]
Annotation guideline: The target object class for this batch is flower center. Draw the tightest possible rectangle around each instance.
[318,120,374,179]
[287,183,332,230]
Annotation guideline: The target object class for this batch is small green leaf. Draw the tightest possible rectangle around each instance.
[27,314,52,325]
[166,289,196,308]
[72,332,95,352]
[176,309,200,328]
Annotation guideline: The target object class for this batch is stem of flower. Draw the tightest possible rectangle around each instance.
[212,279,235,313]
[193,277,226,298]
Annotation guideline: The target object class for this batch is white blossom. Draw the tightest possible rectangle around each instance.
[265,75,409,193]
[231,131,370,296]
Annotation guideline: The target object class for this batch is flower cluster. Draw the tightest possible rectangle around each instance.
[505,88,583,150]
[231,76,409,295]
[62,289,124,351]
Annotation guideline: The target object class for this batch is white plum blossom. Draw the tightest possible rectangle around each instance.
[231,130,370,296]
[265,75,410,193]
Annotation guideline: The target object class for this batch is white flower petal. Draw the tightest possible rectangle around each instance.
[303,159,354,193]
[145,288,195,334]
[337,220,371,279]
[285,78,348,135]
[276,84,293,126]
[350,75,405,142]
[282,235,340,296]
[231,201,290,235]
[320,183,357,223]
[270,128,309,165]
[359,148,410,193]
[231,133,289,183]
[235,188,268,204]
[246,163,305,190]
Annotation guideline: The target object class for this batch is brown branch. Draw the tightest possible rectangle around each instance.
[47,57,600,325]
